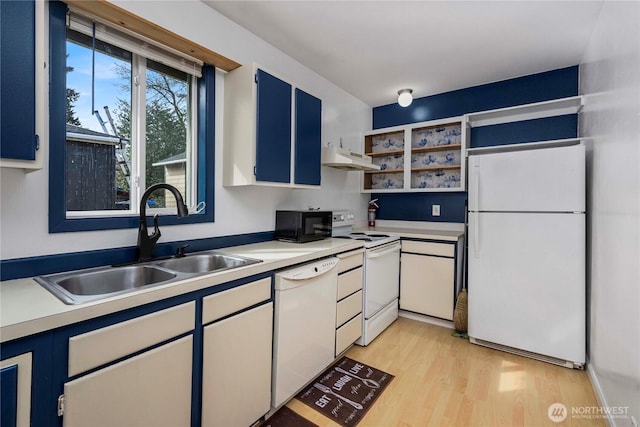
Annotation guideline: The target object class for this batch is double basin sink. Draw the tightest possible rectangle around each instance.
[35,252,262,305]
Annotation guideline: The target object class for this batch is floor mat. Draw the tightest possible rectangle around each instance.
[261,406,318,427]
[296,356,394,427]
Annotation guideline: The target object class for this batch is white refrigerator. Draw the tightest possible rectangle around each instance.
[467,143,586,367]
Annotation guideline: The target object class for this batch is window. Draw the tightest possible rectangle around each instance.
[49,2,214,232]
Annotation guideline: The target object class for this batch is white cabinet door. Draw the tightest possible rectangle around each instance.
[223,63,321,188]
[63,336,193,427]
[201,303,273,427]
[400,253,455,320]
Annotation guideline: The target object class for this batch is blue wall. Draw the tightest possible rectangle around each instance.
[371,66,579,222]
[373,66,579,128]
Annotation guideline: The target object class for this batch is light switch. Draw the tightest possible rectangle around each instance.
[432,205,441,216]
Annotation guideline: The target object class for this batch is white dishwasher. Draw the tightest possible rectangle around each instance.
[272,257,339,408]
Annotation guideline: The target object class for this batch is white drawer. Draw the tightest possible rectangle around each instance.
[337,267,363,300]
[335,314,362,356]
[68,302,195,377]
[337,249,364,274]
[402,240,454,257]
[336,290,362,327]
[202,277,271,324]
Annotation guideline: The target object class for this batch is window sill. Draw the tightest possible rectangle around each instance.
[50,210,214,233]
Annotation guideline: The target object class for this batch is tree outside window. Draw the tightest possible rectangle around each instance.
[65,28,194,214]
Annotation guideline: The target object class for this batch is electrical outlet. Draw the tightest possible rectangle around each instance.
[432,204,441,216]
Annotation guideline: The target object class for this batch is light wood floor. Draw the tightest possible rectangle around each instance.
[286,317,604,427]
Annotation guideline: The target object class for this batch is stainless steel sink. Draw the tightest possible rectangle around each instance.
[153,253,261,274]
[35,265,178,305]
[35,251,262,305]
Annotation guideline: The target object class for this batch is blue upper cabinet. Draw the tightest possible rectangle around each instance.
[255,69,292,184]
[294,89,322,186]
[223,63,321,188]
[0,0,38,163]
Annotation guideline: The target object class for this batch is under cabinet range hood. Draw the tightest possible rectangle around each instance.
[321,147,381,171]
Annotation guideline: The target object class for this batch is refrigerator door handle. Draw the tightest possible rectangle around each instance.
[473,159,480,210]
[472,213,480,259]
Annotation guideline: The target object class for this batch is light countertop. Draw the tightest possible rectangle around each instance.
[0,238,363,343]
[355,225,464,242]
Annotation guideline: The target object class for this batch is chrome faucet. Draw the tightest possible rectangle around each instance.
[137,183,189,262]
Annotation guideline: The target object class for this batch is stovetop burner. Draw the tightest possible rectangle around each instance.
[335,232,398,248]
[331,210,399,248]
[344,232,391,239]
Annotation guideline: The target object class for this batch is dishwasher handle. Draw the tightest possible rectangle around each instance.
[276,257,338,281]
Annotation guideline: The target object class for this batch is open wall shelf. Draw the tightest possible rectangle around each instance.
[465,96,584,128]
[362,117,468,193]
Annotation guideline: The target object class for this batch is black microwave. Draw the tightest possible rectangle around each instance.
[275,210,332,243]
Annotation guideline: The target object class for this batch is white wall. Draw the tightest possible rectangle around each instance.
[0,0,371,260]
[580,1,640,425]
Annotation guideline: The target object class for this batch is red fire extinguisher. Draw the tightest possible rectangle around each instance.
[368,199,379,227]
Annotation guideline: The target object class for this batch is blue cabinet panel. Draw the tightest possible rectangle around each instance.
[294,88,321,185]
[0,0,38,160]
[1,332,54,427]
[470,114,578,148]
[0,365,18,427]
[255,69,292,183]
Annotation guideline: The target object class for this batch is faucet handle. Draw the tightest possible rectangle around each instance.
[150,215,161,240]
[176,244,190,258]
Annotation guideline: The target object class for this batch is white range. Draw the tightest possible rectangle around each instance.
[332,211,400,346]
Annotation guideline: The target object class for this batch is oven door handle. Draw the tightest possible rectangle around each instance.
[366,242,401,259]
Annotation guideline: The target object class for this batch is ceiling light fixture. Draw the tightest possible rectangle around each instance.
[397,89,413,107]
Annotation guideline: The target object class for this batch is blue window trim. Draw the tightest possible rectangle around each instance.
[48,1,215,233]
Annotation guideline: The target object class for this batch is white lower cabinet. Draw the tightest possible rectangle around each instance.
[201,277,273,427]
[201,303,273,427]
[31,275,274,427]
[63,336,193,427]
[400,240,458,320]
[61,302,196,427]
[336,313,363,355]
[67,303,195,377]
[335,250,364,356]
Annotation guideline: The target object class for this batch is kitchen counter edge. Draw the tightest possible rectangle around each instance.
[356,226,464,241]
[0,239,364,343]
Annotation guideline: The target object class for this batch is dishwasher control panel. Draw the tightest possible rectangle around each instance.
[277,257,338,281]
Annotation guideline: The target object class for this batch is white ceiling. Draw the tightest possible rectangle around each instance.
[203,1,603,107]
